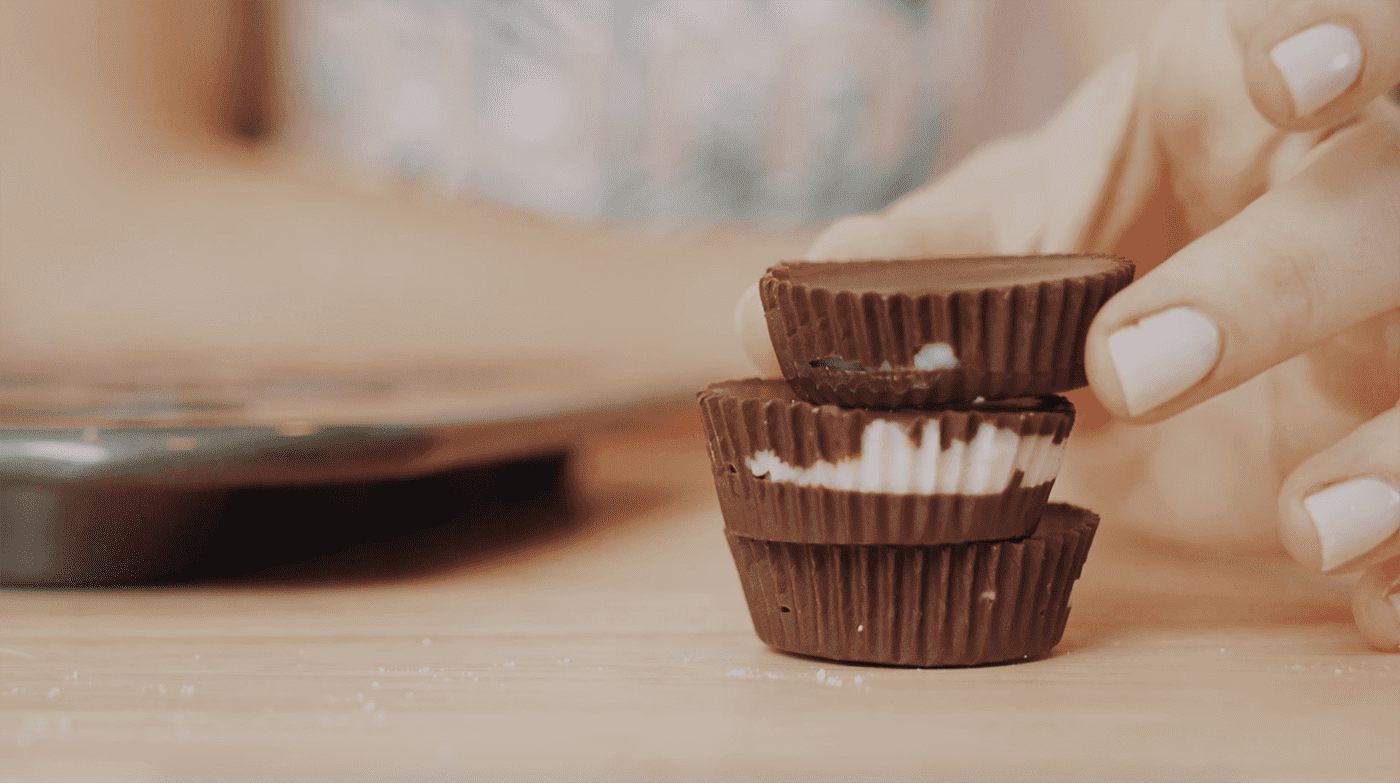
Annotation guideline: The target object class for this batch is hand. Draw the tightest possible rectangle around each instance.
[737,0,1400,650]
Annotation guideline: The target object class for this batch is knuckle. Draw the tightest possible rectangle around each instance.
[808,215,882,260]
[1240,221,1324,345]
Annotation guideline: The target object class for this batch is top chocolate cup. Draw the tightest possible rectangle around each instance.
[760,255,1135,407]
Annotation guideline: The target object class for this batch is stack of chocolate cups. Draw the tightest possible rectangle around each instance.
[700,255,1135,666]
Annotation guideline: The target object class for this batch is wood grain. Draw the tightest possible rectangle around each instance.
[2,408,1396,781]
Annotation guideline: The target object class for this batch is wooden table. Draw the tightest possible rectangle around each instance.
[3,407,1396,782]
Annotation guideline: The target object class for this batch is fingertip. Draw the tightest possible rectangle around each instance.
[1086,300,1222,423]
[735,281,782,378]
[1084,308,1133,420]
[1278,477,1327,573]
[805,214,882,261]
[1268,21,1364,119]
[1237,1,1400,130]
[1353,558,1400,653]
[1279,409,1400,575]
[804,214,933,261]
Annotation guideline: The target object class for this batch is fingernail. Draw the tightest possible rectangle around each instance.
[1270,23,1363,117]
[1304,477,1400,571]
[1106,306,1220,416]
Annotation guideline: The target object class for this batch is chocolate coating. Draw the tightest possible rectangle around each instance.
[713,475,1057,546]
[760,254,1135,406]
[700,379,1073,458]
[784,255,1119,294]
[699,379,1074,544]
[727,503,1099,667]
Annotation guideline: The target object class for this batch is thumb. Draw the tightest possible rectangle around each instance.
[1234,0,1400,129]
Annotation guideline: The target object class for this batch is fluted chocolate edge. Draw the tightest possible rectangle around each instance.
[699,379,1073,544]
[726,503,1098,667]
[712,476,1054,545]
[760,255,1134,405]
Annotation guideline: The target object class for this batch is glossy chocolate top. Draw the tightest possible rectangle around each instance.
[772,255,1127,295]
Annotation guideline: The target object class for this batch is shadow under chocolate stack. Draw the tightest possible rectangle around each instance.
[701,254,1133,667]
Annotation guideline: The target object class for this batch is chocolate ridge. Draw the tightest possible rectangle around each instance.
[712,475,1056,545]
[760,254,1134,407]
[725,503,1098,667]
[698,379,1074,544]
[699,379,1074,462]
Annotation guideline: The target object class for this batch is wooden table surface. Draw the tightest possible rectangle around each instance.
[3,407,1396,782]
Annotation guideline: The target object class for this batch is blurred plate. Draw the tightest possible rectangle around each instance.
[0,351,712,583]
[0,350,712,484]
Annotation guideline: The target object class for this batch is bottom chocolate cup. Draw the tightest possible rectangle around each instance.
[726,503,1098,667]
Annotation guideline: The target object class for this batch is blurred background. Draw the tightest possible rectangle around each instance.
[1,0,1164,367]
[0,0,1166,584]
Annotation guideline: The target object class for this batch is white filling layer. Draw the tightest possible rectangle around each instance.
[746,419,1064,495]
[913,343,959,370]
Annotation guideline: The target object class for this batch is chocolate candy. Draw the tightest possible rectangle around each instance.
[700,379,1074,545]
[760,255,1134,407]
[704,254,1130,666]
[727,503,1098,667]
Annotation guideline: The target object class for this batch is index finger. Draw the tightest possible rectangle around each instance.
[1085,106,1400,421]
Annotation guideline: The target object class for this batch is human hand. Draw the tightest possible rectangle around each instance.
[736,0,1400,650]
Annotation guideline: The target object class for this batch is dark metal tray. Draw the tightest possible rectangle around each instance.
[0,352,698,584]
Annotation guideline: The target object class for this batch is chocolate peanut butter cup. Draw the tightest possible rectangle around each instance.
[726,503,1098,667]
[699,379,1074,545]
[759,254,1134,407]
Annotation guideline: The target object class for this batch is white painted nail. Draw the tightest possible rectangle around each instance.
[1270,23,1363,117]
[1305,477,1400,572]
[1106,306,1220,416]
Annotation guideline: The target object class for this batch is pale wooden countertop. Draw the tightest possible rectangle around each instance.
[2,407,1396,782]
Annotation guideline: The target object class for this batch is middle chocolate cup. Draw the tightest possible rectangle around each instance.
[699,379,1075,546]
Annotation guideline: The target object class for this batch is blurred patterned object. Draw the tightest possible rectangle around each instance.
[283,0,951,227]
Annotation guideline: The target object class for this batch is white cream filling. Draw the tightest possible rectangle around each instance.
[913,343,959,370]
[745,419,1064,495]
